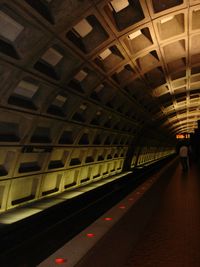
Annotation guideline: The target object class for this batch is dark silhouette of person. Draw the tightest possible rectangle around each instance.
[179,143,189,171]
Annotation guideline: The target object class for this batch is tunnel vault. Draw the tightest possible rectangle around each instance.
[1,0,198,213]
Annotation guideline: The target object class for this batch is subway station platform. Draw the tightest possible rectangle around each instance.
[1,1,200,267]
[37,158,200,267]
[0,157,200,267]
[124,161,200,267]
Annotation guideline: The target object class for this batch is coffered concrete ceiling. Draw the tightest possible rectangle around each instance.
[0,0,197,213]
[1,0,200,136]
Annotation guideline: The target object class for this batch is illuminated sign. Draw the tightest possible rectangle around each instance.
[176,133,190,139]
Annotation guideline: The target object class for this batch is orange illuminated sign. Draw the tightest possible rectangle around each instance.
[176,133,190,139]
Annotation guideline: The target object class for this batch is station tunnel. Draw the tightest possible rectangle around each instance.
[0,0,200,266]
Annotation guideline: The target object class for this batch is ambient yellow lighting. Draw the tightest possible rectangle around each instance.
[0,208,40,224]
[59,191,84,199]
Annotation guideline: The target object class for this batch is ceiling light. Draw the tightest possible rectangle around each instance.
[80,104,87,110]
[73,19,93,38]
[96,111,101,115]
[0,11,24,42]
[110,0,129,13]
[194,7,200,12]
[14,80,38,98]
[41,48,63,66]
[160,16,174,24]
[74,70,88,82]
[116,66,124,73]
[99,49,111,60]
[53,95,67,107]
[128,30,142,40]
[95,84,104,93]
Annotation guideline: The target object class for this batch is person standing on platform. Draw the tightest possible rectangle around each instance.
[179,143,189,171]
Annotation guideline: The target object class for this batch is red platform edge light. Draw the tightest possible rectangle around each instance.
[87,233,95,238]
[119,205,126,209]
[104,217,113,221]
[55,258,66,264]
[129,197,134,201]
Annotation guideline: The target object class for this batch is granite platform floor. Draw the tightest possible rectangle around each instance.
[124,161,200,267]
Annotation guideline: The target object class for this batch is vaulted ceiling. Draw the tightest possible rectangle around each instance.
[0,0,198,214]
[1,0,200,137]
